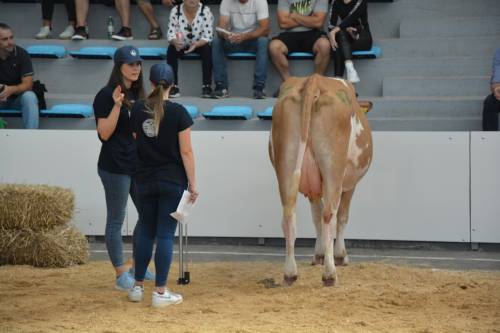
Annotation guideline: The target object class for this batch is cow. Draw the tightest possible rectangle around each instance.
[269,74,373,286]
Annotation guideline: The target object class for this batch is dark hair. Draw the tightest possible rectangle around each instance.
[0,23,11,30]
[107,62,145,109]
[145,80,171,136]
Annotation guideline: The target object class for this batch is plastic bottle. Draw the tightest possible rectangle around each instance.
[176,31,184,51]
[107,16,114,39]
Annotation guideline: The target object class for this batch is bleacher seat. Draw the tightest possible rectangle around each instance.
[227,52,257,60]
[257,106,273,120]
[288,46,381,60]
[203,105,253,120]
[138,47,167,60]
[27,45,67,59]
[0,109,21,116]
[70,47,116,59]
[183,105,199,119]
[1,104,92,118]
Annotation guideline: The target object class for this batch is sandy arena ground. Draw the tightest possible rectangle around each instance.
[1,260,499,333]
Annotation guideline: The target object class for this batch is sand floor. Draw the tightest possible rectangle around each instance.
[1,260,499,333]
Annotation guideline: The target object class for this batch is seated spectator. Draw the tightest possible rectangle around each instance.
[212,0,270,99]
[72,0,133,40]
[327,0,372,83]
[166,0,214,98]
[0,23,39,129]
[35,0,76,39]
[268,0,331,96]
[137,0,175,40]
[483,48,500,131]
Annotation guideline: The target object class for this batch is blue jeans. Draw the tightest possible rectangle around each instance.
[98,168,138,268]
[134,180,183,287]
[212,36,269,90]
[0,91,39,129]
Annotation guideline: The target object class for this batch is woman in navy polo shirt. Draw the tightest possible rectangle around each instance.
[128,63,198,308]
[93,45,150,290]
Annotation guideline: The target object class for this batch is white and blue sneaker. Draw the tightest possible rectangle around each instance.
[129,267,155,281]
[152,290,183,308]
[128,285,144,302]
[115,271,135,291]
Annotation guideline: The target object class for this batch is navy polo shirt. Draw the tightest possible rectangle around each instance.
[0,45,34,99]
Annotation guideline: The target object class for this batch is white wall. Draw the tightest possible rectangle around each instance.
[0,130,498,243]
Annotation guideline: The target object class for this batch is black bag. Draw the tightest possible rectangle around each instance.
[32,80,47,111]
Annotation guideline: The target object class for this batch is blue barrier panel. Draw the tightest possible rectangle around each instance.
[227,52,256,60]
[256,106,273,120]
[41,104,93,118]
[27,45,67,58]
[138,47,167,60]
[70,47,117,59]
[203,105,253,120]
[288,46,381,60]
[183,105,199,119]
[0,109,21,116]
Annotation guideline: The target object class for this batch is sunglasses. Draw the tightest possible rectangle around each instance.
[185,24,194,39]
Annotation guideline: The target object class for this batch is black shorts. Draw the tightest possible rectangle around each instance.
[273,29,326,54]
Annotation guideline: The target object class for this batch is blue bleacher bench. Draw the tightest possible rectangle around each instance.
[256,106,273,120]
[1,104,92,118]
[289,46,381,60]
[183,105,199,119]
[227,52,257,60]
[138,47,167,60]
[27,45,67,59]
[70,47,117,59]
[203,105,253,120]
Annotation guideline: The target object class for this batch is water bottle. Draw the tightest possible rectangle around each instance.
[107,16,114,39]
[176,31,184,51]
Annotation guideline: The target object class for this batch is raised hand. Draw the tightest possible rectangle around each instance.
[112,85,124,107]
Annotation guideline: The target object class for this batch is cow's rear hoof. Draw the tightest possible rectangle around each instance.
[283,275,297,286]
[322,275,337,287]
[335,256,349,266]
[311,255,325,266]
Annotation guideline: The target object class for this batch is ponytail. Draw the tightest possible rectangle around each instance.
[145,81,169,137]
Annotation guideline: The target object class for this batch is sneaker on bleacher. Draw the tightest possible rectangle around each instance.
[201,85,212,98]
[253,87,266,99]
[112,27,133,41]
[212,84,229,99]
[71,26,88,40]
[58,25,75,39]
[35,26,51,39]
[170,85,180,98]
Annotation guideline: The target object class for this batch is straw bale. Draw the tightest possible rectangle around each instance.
[0,184,74,230]
[0,225,89,268]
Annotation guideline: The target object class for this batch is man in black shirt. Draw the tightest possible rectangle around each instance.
[0,23,39,129]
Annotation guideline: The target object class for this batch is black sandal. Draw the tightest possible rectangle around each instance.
[148,27,163,40]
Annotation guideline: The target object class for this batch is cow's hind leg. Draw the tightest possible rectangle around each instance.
[335,189,355,266]
[310,196,325,265]
[282,211,298,285]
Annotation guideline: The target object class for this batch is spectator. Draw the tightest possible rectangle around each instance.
[35,0,76,39]
[0,23,39,129]
[328,0,372,83]
[72,0,133,40]
[128,63,198,307]
[483,48,500,131]
[212,0,270,99]
[268,0,330,96]
[93,45,151,290]
[137,0,177,40]
[166,0,214,98]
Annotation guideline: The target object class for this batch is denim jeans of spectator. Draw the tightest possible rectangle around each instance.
[0,91,39,129]
[134,180,183,287]
[212,36,269,90]
[482,93,500,131]
[98,168,138,268]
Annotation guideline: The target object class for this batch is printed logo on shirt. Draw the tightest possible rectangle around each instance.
[142,119,156,138]
[290,0,313,15]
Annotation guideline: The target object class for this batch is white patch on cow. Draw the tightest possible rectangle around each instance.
[347,115,364,168]
[328,77,349,88]
[295,141,307,173]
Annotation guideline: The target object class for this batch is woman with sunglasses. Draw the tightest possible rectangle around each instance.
[166,0,214,98]
[93,45,153,291]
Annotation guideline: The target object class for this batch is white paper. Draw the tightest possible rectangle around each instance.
[170,190,194,223]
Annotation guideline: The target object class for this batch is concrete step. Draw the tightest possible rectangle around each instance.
[383,76,490,97]
[400,16,500,38]
[367,116,482,131]
[396,0,500,18]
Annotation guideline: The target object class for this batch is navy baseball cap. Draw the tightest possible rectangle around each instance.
[114,45,142,64]
[150,63,174,86]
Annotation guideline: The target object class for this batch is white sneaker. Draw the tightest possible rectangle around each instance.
[346,66,360,83]
[58,25,75,39]
[152,290,183,308]
[128,285,144,302]
[35,26,51,39]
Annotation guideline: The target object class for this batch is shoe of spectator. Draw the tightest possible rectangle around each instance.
[148,27,163,40]
[71,26,88,40]
[128,267,155,281]
[115,271,135,291]
[152,290,183,308]
[346,67,360,83]
[128,285,144,302]
[35,26,51,39]
[112,27,133,41]
[170,85,180,98]
[253,88,266,99]
[212,85,229,99]
[201,85,213,98]
[58,25,75,39]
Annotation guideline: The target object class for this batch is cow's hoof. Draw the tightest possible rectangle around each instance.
[283,275,298,286]
[322,275,337,287]
[334,256,349,266]
[311,255,325,266]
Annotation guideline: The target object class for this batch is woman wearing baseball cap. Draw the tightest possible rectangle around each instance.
[93,45,153,291]
[128,63,198,308]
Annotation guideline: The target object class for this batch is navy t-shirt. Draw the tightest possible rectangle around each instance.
[0,45,34,100]
[93,85,138,175]
[131,100,194,186]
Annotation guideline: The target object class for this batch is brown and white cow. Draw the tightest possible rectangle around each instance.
[269,74,372,286]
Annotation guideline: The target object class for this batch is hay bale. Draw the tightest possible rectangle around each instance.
[0,184,74,230]
[0,225,89,268]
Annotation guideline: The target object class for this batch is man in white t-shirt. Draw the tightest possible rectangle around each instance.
[212,0,270,99]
